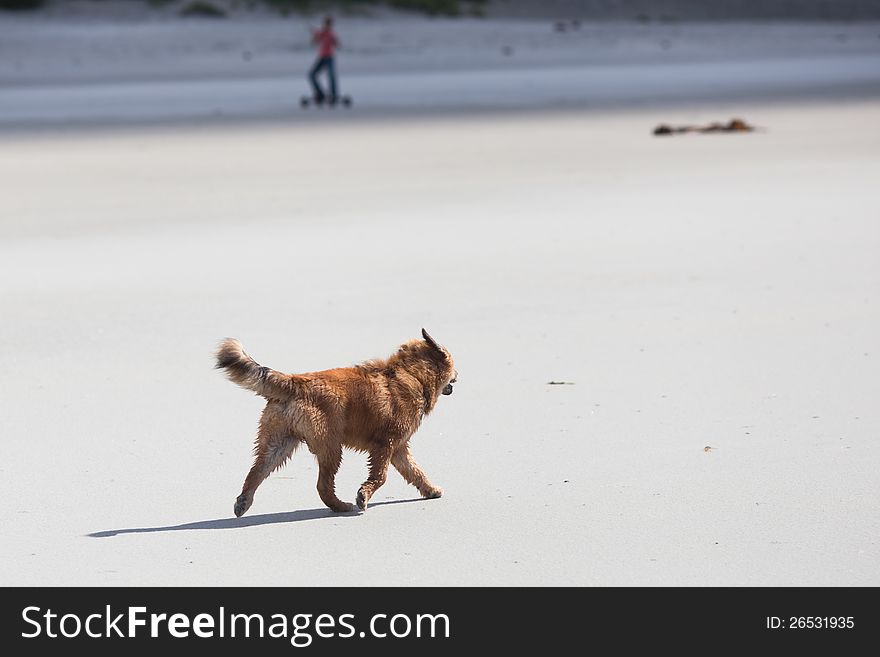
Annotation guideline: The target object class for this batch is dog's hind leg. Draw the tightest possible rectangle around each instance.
[315,444,353,513]
[392,446,443,499]
[234,426,297,518]
[356,447,392,511]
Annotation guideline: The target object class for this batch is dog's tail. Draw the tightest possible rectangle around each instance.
[215,338,295,400]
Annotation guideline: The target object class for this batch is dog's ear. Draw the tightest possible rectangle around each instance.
[421,328,442,352]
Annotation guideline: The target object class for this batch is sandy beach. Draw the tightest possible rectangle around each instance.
[1,8,878,586]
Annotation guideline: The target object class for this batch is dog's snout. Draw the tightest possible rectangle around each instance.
[442,383,454,395]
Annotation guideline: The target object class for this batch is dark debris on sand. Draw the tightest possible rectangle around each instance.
[653,118,756,136]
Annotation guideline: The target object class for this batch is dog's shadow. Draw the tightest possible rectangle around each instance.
[87,498,422,538]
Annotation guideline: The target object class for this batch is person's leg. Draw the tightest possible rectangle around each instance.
[326,57,337,101]
[308,58,326,100]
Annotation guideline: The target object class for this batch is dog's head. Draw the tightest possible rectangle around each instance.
[391,329,457,413]
[420,328,457,397]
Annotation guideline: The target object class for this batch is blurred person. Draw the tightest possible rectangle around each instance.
[308,16,339,104]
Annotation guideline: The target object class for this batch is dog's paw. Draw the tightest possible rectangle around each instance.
[422,487,443,499]
[356,489,368,511]
[233,494,252,518]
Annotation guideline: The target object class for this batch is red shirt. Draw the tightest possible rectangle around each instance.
[313,28,338,58]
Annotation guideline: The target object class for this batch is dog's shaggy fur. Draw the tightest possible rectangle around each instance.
[216,329,456,516]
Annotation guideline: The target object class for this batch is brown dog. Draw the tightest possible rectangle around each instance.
[216,329,456,516]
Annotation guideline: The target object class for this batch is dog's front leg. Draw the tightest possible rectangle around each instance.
[391,446,443,499]
[356,448,391,511]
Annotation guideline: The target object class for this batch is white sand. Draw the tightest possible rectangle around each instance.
[0,18,878,586]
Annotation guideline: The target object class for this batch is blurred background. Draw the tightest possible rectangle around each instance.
[2,0,880,125]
